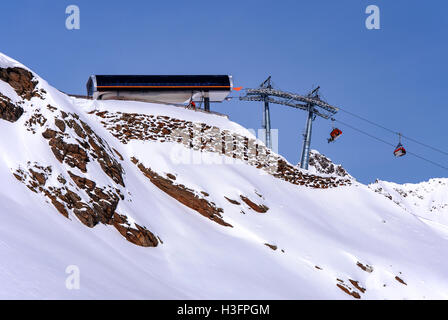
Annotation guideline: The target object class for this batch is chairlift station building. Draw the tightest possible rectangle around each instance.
[86,75,233,111]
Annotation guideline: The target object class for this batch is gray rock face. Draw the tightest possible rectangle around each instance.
[307,150,352,179]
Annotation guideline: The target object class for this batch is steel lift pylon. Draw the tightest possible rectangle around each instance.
[260,76,272,149]
[240,80,339,170]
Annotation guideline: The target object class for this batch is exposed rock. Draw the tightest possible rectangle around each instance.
[67,171,119,226]
[0,93,23,122]
[335,278,364,299]
[68,171,96,190]
[49,196,69,218]
[0,67,38,100]
[349,279,366,293]
[95,111,352,189]
[112,213,158,247]
[356,261,374,273]
[336,283,361,299]
[166,173,176,181]
[112,148,124,161]
[41,113,125,187]
[395,276,407,285]
[55,118,66,132]
[47,104,57,112]
[132,157,231,227]
[24,110,47,133]
[43,129,89,172]
[29,169,46,185]
[307,150,351,178]
[240,196,269,213]
[13,162,157,247]
[264,243,277,251]
[80,118,124,186]
[224,196,241,205]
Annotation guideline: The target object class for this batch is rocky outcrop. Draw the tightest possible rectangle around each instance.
[112,213,158,247]
[0,67,40,100]
[349,280,366,293]
[395,276,407,286]
[240,196,269,213]
[12,105,157,247]
[24,108,47,132]
[275,159,347,188]
[43,128,90,172]
[224,196,241,205]
[264,243,277,251]
[95,111,352,189]
[336,282,361,299]
[67,171,122,226]
[13,162,158,247]
[356,261,374,273]
[0,93,23,122]
[335,278,366,299]
[308,150,351,178]
[41,111,125,186]
[0,67,47,123]
[131,157,232,227]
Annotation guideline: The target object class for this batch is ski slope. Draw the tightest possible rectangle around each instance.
[1,52,448,299]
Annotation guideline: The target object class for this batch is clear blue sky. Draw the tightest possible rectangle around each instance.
[2,0,447,184]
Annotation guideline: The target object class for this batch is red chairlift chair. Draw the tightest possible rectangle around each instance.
[328,128,342,143]
[394,143,406,157]
[394,133,406,157]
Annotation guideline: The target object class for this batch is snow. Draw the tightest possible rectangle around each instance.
[1,51,448,299]
[74,97,256,139]
[370,178,448,226]
[0,52,29,70]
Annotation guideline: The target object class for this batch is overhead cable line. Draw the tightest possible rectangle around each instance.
[337,107,448,156]
[334,119,448,171]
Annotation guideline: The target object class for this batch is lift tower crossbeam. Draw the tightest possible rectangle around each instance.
[240,81,339,170]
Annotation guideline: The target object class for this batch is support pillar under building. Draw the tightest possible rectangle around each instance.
[204,91,210,112]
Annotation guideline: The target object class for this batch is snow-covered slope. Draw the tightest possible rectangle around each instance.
[369,179,448,228]
[1,52,448,299]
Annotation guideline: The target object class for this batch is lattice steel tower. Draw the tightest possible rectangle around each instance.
[240,79,339,170]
